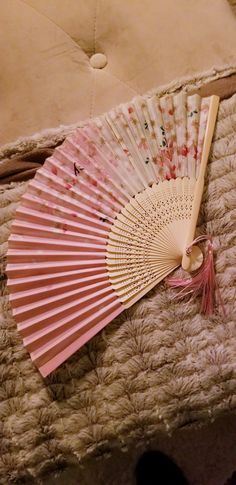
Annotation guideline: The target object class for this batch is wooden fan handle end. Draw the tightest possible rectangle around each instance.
[181,95,220,272]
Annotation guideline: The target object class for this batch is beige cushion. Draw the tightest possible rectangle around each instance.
[1,0,236,144]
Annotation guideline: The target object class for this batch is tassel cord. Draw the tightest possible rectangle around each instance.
[167,235,225,316]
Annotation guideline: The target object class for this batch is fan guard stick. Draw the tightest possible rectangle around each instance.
[181,95,220,271]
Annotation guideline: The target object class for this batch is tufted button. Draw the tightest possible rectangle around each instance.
[90,53,107,69]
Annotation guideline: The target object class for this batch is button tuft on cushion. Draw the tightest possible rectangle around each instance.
[90,53,107,69]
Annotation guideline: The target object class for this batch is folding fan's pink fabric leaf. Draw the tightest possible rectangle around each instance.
[6,93,217,377]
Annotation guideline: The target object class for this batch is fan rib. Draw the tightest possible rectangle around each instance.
[7,261,106,278]
[68,134,135,199]
[29,178,116,223]
[11,220,109,241]
[44,158,124,212]
[17,287,116,333]
[9,274,109,305]
[13,281,112,321]
[106,178,196,306]
[38,305,123,377]
[7,268,107,290]
[26,296,121,359]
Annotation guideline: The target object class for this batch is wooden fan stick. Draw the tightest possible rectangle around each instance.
[181,95,220,271]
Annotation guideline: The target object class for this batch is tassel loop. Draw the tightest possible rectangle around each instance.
[168,235,225,316]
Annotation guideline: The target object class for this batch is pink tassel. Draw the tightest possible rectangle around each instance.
[167,236,225,316]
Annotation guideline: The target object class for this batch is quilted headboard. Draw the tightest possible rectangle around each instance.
[1,0,236,145]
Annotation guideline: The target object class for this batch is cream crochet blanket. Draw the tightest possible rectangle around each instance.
[0,93,236,483]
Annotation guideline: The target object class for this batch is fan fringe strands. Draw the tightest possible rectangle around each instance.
[167,235,225,316]
[6,92,219,376]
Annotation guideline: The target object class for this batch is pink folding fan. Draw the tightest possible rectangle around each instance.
[6,92,219,376]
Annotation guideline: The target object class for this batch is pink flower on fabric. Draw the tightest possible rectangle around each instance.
[160,147,173,164]
[175,118,183,127]
[179,145,188,157]
[109,157,118,167]
[189,143,198,160]
[51,166,58,175]
[164,162,176,180]
[88,144,97,158]
[138,138,148,150]
[191,119,199,129]
[164,122,173,131]
[170,164,176,178]
[167,147,174,162]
